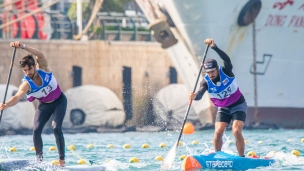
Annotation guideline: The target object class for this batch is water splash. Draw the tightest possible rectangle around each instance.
[101,159,130,171]
[274,151,304,166]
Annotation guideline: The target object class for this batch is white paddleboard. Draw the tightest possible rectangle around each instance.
[0,159,105,171]
[62,165,106,171]
[0,159,30,169]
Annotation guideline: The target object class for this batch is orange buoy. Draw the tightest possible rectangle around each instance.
[183,122,195,134]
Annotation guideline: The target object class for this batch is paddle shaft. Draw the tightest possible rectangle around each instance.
[161,44,210,170]
[0,47,17,123]
[175,44,210,145]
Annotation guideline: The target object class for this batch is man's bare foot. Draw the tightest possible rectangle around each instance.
[37,155,43,162]
[59,160,65,167]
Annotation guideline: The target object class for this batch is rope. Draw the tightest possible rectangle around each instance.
[252,18,259,123]
[65,142,94,166]
[73,0,104,40]
[0,0,20,9]
[0,0,60,29]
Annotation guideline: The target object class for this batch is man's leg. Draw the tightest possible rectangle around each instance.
[232,120,245,156]
[33,103,53,161]
[214,109,231,152]
[213,122,228,151]
[52,93,67,166]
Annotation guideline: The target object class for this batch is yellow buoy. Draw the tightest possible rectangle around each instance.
[123,144,131,148]
[29,147,35,151]
[178,141,183,146]
[51,160,59,165]
[68,145,76,151]
[78,159,86,165]
[87,144,94,149]
[247,151,256,157]
[129,157,139,163]
[178,155,186,160]
[154,156,163,161]
[244,140,249,144]
[192,140,199,145]
[301,138,304,143]
[258,140,263,144]
[49,146,56,151]
[182,122,195,134]
[106,159,111,162]
[9,147,17,152]
[107,144,114,148]
[291,150,300,157]
[159,143,166,148]
[142,143,149,148]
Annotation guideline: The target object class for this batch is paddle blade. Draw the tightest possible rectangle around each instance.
[161,142,178,170]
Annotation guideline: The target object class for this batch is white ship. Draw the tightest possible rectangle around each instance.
[136,0,304,128]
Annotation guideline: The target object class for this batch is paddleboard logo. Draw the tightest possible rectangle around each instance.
[206,160,233,168]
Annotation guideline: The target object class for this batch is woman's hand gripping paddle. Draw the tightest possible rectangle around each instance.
[161,44,210,170]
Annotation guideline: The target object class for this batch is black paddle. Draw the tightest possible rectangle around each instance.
[0,47,17,123]
[161,44,210,170]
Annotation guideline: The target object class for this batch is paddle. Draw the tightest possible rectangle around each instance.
[161,44,210,170]
[0,47,17,123]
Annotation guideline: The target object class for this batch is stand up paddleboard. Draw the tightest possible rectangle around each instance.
[0,159,106,171]
[61,165,106,171]
[182,151,275,171]
[0,159,30,170]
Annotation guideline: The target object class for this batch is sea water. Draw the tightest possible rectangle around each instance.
[0,129,303,171]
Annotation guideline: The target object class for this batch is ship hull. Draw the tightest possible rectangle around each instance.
[246,107,304,128]
[137,0,304,128]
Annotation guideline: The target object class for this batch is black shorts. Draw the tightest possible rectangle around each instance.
[215,101,247,124]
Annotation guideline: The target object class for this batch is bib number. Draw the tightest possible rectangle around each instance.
[42,85,53,96]
[216,86,232,99]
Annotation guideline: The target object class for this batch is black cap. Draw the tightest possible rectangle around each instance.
[203,59,218,72]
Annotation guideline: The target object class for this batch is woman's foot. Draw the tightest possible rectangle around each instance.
[59,159,65,167]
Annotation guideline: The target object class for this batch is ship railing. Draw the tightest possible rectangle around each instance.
[0,9,154,41]
[0,0,73,40]
[95,12,153,41]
